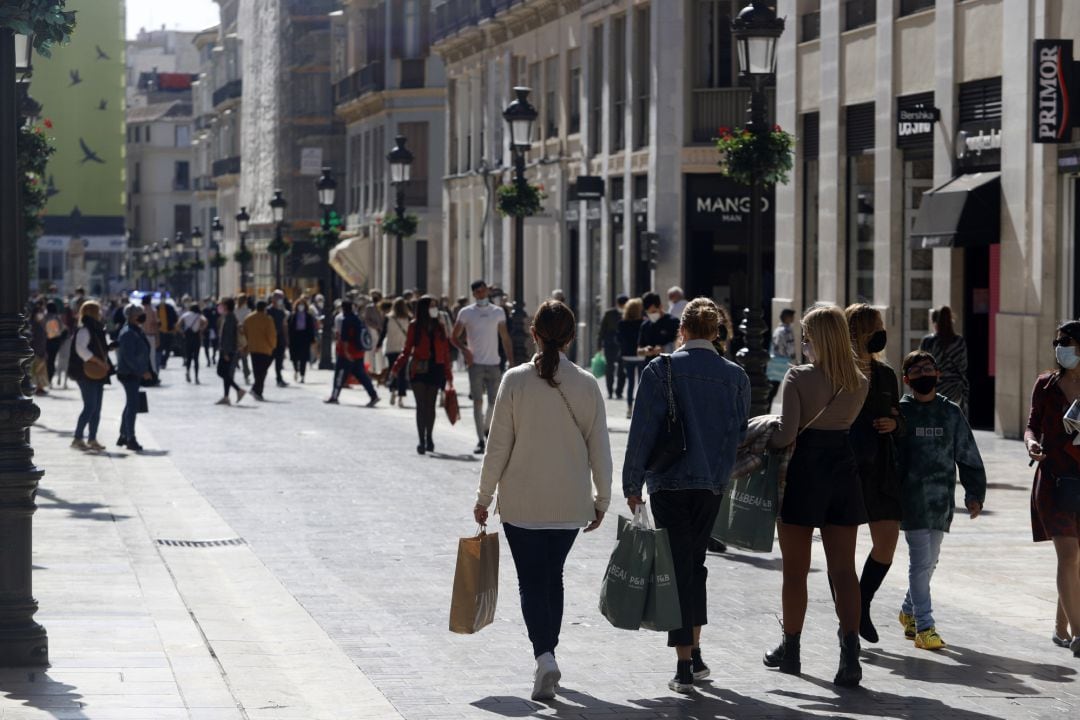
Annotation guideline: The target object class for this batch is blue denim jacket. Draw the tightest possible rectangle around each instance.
[116,324,151,378]
[623,340,750,497]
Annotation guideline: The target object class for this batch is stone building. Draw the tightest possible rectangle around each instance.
[773,0,1080,436]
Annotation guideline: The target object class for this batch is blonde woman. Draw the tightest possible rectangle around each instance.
[763,304,869,687]
[616,297,646,418]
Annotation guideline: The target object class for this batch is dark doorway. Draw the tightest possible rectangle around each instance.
[964,245,993,429]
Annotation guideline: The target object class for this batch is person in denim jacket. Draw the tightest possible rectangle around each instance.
[623,297,750,694]
[115,304,153,452]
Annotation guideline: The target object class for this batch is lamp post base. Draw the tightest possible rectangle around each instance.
[510,304,529,367]
[736,305,772,417]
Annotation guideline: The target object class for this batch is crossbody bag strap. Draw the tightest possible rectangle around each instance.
[799,387,842,436]
[662,354,678,422]
[552,380,589,446]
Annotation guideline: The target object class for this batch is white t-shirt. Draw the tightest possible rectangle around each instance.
[456,303,506,366]
[179,310,205,333]
[669,299,688,318]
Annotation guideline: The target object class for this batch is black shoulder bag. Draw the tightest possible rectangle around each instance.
[645,354,687,473]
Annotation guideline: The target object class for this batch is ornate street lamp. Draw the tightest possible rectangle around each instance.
[210,217,224,298]
[268,189,288,290]
[387,135,413,295]
[161,237,172,295]
[316,168,337,370]
[191,226,204,298]
[13,32,32,82]
[731,0,785,416]
[235,206,250,295]
[502,87,537,366]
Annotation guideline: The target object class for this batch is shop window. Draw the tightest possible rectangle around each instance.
[801,112,819,309]
[900,0,935,16]
[843,0,875,31]
[611,14,627,152]
[589,24,603,155]
[610,177,625,300]
[633,5,650,150]
[545,56,559,141]
[847,155,874,303]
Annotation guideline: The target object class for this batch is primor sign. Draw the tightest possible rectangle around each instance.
[1033,39,1073,143]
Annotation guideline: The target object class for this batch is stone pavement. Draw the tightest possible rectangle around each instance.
[6,358,1080,719]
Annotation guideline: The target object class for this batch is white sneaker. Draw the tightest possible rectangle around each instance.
[531,652,560,701]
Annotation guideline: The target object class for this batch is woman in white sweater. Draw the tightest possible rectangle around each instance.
[473,300,612,702]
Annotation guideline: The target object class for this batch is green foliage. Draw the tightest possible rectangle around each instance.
[190,258,206,271]
[497,182,546,218]
[267,234,291,257]
[380,213,419,238]
[233,248,253,265]
[17,119,55,249]
[210,254,228,269]
[0,1,78,58]
[310,225,340,252]
[714,124,795,187]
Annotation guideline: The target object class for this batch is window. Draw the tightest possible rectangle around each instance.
[589,25,603,155]
[567,48,581,135]
[174,204,192,237]
[545,56,559,140]
[146,125,151,142]
[801,113,819,309]
[362,130,371,210]
[900,0,934,16]
[693,0,735,89]
[448,79,458,174]
[801,11,821,42]
[349,134,362,214]
[133,162,141,194]
[611,15,626,152]
[173,161,190,191]
[528,62,541,143]
[633,5,650,149]
[175,124,191,147]
[610,177,625,298]
[135,125,141,143]
[399,121,429,206]
[404,0,420,59]
[845,103,875,303]
[843,0,875,31]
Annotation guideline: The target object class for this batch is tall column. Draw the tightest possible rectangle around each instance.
[931,0,961,316]
[816,0,843,303]
[648,0,684,295]
[773,0,801,324]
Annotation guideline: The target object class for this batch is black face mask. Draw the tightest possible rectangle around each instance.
[717,324,728,342]
[867,330,887,354]
[909,375,938,395]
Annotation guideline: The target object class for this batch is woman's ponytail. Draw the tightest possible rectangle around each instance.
[531,300,576,387]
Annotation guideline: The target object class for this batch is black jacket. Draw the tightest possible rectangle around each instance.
[637,314,680,351]
[617,318,645,358]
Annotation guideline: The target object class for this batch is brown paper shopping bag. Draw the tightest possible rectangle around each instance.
[449,529,499,634]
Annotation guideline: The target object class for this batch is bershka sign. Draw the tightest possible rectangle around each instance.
[1033,39,1073,143]
[897,107,938,141]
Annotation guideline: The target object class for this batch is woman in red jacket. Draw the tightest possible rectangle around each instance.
[392,295,455,454]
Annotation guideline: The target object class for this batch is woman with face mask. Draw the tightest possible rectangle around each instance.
[1025,320,1080,657]
[844,304,905,646]
[288,298,317,383]
[390,295,455,454]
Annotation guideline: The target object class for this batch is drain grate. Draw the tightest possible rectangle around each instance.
[156,538,247,548]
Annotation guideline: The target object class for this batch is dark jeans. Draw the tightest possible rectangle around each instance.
[74,379,104,441]
[183,332,201,380]
[624,359,645,406]
[650,489,723,647]
[119,376,141,441]
[46,337,63,381]
[604,348,625,398]
[251,353,273,396]
[385,352,408,396]
[159,333,174,368]
[274,346,286,383]
[503,523,579,658]
[221,355,241,398]
[330,355,377,401]
[412,380,439,444]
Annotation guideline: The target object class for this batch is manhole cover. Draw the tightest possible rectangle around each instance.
[156,538,247,548]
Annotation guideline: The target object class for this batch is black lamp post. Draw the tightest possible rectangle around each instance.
[316,167,337,370]
[268,189,287,291]
[174,231,187,296]
[235,206,250,295]
[387,135,413,295]
[141,245,151,292]
[503,87,537,367]
[211,216,224,298]
[191,226,204,298]
[0,27,48,667]
[731,0,784,417]
[161,237,172,296]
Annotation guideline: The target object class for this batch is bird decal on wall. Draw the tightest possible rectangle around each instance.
[98,99,108,111]
[46,175,59,198]
[69,69,82,86]
[78,138,105,164]
[95,45,110,61]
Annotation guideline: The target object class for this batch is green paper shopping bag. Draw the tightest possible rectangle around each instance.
[713,452,781,553]
[599,506,654,630]
[641,526,682,631]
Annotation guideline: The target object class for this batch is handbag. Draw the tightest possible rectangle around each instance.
[83,355,109,381]
[1053,473,1080,514]
[444,388,460,425]
[449,528,499,634]
[137,390,149,414]
[645,355,686,473]
[766,354,791,383]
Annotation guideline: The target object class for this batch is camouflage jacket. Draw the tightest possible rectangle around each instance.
[897,394,987,532]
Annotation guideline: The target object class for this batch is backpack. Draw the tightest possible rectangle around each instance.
[358,323,374,352]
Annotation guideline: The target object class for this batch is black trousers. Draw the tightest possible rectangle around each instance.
[412,380,439,444]
[273,346,286,382]
[604,348,625,397]
[251,353,273,396]
[650,489,723,647]
[503,523,579,658]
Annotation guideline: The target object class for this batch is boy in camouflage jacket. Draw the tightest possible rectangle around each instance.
[895,350,987,650]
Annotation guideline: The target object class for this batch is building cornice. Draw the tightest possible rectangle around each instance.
[433,0,581,64]
[334,87,447,124]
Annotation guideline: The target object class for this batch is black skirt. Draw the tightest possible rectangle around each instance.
[781,429,868,528]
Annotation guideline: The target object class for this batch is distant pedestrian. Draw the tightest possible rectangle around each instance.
[325,300,380,407]
[920,306,969,416]
[1025,321,1080,658]
[764,305,868,687]
[156,298,178,369]
[550,288,566,303]
[623,298,750,694]
[598,294,628,400]
[235,293,253,384]
[453,280,515,454]
[473,300,611,701]
[380,297,412,406]
[617,298,646,419]
[268,290,290,388]
[116,304,153,452]
[363,290,385,375]
[43,301,67,384]
[215,298,246,406]
[179,303,208,384]
[288,298,316,383]
[70,300,113,453]
[667,286,688,318]
[897,350,986,651]
[391,295,454,453]
[638,292,680,360]
[29,300,49,395]
[768,308,797,405]
[202,299,219,367]
[243,300,277,401]
[141,294,160,375]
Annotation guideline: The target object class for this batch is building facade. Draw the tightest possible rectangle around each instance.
[432,0,775,362]
[774,0,1080,437]
[332,0,447,295]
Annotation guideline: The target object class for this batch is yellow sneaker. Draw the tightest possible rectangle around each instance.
[914,627,947,650]
[898,611,916,639]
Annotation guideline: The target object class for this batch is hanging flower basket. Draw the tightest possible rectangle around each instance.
[190,258,206,271]
[17,119,56,246]
[210,255,228,269]
[380,213,419,238]
[233,248,253,265]
[497,182,547,218]
[267,235,291,256]
[714,125,795,187]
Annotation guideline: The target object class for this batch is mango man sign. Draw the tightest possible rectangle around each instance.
[1033,39,1073,143]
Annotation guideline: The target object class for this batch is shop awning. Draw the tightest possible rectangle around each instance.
[910,171,1001,249]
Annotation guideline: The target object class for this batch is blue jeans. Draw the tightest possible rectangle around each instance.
[503,524,579,658]
[119,376,141,441]
[75,379,104,441]
[901,529,944,632]
[623,359,644,406]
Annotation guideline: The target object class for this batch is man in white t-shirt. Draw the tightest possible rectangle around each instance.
[667,286,688,318]
[452,280,514,454]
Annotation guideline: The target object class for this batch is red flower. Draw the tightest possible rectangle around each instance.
[43,119,53,129]
[773,124,782,132]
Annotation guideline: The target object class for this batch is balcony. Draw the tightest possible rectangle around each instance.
[432,0,526,44]
[690,87,776,144]
[401,59,426,90]
[212,155,241,178]
[194,175,218,192]
[333,62,385,106]
[212,79,242,109]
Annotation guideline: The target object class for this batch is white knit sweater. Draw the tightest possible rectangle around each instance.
[476,357,613,524]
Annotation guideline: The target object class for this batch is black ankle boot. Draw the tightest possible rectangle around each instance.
[763,631,801,674]
[834,632,862,687]
[859,556,891,644]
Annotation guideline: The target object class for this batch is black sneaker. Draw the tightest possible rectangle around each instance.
[668,660,694,694]
[366,396,380,408]
[691,648,710,680]
[126,439,144,452]
[116,435,127,448]
[474,439,485,454]
[417,444,426,455]
[426,438,435,452]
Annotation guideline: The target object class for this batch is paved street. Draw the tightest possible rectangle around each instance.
[6,360,1080,719]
